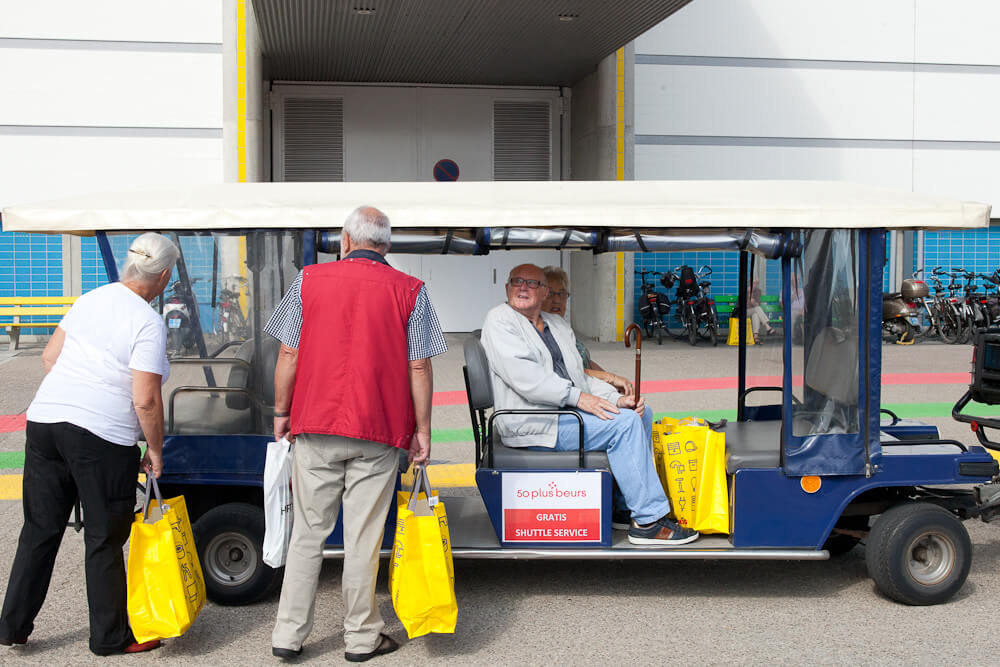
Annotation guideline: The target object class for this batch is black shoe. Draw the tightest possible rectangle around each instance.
[272,645,303,660]
[611,509,631,531]
[627,516,699,546]
[0,637,27,647]
[345,634,399,663]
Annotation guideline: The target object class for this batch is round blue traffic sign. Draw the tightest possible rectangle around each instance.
[433,159,460,182]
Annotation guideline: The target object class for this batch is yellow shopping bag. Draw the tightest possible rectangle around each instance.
[651,417,730,534]
[127,476,206,643]
[389,465,457,639]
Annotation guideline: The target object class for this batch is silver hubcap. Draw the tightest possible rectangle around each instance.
[907,531,955,586]
[204,531,257,587]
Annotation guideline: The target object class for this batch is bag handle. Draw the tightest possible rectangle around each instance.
[141,473,166,520]
[406,464,434,510]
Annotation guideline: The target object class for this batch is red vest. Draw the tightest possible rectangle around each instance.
[290,256,423,449]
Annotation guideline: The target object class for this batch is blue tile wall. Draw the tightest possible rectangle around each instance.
[0,231,64,334]
[81,234,222,333]
[632,251,782,327]
[922,227,1000,290]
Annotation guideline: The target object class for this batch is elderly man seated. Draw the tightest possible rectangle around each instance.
[481,264,698,546]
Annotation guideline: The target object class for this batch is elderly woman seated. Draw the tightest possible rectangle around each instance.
[540,266,633,397]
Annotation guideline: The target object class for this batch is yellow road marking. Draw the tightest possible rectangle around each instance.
[0,475,21,500]
[401,463,477,489]
[0,465,477,502]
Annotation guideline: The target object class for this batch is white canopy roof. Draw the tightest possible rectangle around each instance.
[0,180,990,234]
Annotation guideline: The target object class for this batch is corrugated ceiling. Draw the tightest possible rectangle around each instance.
[252,0,692,86]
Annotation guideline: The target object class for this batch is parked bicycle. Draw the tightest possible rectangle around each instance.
[215,275,249,343]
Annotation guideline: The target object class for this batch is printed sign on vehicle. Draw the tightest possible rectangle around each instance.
[501,472,603,543]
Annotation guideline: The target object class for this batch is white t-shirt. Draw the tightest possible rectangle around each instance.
[27,282,170,446]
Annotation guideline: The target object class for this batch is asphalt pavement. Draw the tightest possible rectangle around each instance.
[0,334,999,665]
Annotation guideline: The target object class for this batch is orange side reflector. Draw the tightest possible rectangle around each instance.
[800,476,822,494]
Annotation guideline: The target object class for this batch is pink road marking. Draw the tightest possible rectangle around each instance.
[0,372,972,422]
[432,372,970,406]
[0,414,26,434]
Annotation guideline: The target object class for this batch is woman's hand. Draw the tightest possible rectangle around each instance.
[142,448,163,479]
[606,373,634,397]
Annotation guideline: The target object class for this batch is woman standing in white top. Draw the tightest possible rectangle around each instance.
[0,233,178,656]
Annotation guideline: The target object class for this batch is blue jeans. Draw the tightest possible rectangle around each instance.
[547,408,669,525]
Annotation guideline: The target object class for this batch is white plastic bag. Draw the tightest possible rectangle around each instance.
[263,438,294,568]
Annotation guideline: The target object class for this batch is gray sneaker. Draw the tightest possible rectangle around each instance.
[627,516,699,546]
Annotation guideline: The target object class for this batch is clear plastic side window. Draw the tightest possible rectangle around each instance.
[791,229,860,436]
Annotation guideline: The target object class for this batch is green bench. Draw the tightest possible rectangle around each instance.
[714,294,782,329]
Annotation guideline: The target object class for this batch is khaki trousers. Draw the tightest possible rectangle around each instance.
[271,433,399,654]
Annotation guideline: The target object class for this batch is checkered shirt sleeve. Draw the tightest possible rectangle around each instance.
[264,271,447,360]
[263,271,303,348]
[407,286,448,360]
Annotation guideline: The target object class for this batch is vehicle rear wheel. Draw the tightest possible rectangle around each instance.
[709,323,718,347]
[193,502,282,606]
[656,326,663,345]
[687,322,698,346]
[865,502,971,605]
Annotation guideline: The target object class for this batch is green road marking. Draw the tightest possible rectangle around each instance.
[431,428,475,444]
[0,452,24,470]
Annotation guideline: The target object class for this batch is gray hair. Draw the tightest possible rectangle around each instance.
[121,232,179,284]
[542,265,569,290]
[343,205,391,251]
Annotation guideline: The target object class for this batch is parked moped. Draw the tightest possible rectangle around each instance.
[164,278,200,356]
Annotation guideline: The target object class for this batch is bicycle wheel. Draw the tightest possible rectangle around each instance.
[709,323,718,347]
[938,303,962,344]
[687,321,698,346]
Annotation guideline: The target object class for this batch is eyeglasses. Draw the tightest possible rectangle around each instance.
[548,290,570,299]
[509,277,545,290]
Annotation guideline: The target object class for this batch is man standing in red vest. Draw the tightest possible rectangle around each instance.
[265,206,447,662]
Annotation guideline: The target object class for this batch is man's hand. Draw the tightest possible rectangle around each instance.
[142,448,163,479]
[273,416,295,443]
[577,392,620,420]
[617,394,646,417]
[408,431,431,464]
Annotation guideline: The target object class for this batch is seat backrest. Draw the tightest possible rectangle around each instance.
[804,327,858,404]
[463,336,494,410]
[224,340,256,410]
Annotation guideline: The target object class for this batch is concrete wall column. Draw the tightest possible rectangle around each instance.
[568,45,634,342]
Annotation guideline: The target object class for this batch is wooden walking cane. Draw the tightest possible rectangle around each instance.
[624,324,642,398]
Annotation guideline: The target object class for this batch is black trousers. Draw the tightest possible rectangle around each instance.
[0,421,140,655]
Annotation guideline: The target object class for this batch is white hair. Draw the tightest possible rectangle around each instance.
[343,205,391,251]
[121,232,179,284]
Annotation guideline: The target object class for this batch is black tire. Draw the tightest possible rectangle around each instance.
[865,502,971,606]
[644,322,653,339]
[193,502,282,606]
[687,322,698,346]
[656,326,663,345]
[937,304,963,344]
[708,323,718,347]
[167,328,182,356]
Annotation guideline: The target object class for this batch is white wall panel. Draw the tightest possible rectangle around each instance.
[341,88,419,182]
[913,147,1000,208]
[0,48,222,128]
[0,134,222,207]
[915,0,1000,66]
[636,0,913,62]
[635,143,913,190]
[636,63,913,140]
[0,1,222,43]
[914,70,1000,142]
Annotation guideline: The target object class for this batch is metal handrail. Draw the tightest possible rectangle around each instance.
[487,409,586,468]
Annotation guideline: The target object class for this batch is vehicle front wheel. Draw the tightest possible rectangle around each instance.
[193,502,282,606]
[865,502,971,605]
